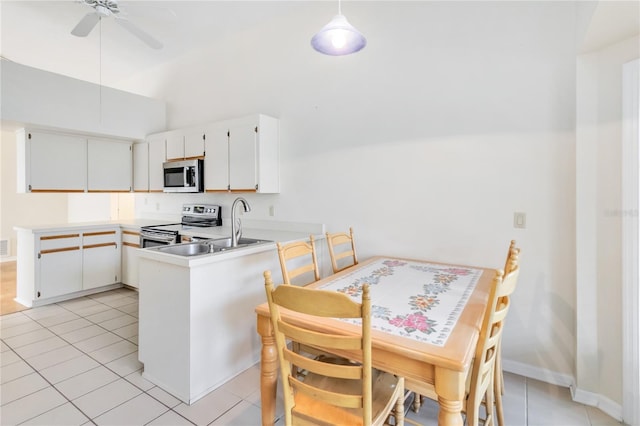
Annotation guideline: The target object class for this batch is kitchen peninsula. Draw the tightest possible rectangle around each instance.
[137,222,326,405]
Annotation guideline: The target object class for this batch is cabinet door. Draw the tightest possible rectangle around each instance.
[87,139,132,192]
[27,131,87,192]
[38,234,82,299]
[204,124,230,191]
[82,230,120,290]
[147,134,166,192]
[121,230,140,288]
[228,124,257,191]
[184,128,205,159]
[133,142,149,192]
[165,130,184,161]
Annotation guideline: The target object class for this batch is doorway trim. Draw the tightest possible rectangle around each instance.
[622,57,639,426]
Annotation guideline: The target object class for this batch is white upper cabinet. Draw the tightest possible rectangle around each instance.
[133,142,149,192]
[165,129,184,161]
[228,122,258,191]
[184,127,206,159]
[17,129,87,193]
[204,114,279,193]
[87,139,132,192]
[165,127,206,161]
[146,133,167,192]
[204,123,230,192]
[17,128,134,193]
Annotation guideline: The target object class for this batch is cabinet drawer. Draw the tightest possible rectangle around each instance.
[83,230,118,246]
[122,230,141,248]
[39,234,81,252]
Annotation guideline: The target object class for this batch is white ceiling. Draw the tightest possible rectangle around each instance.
[0,1,313,91]
[1,1,638,97]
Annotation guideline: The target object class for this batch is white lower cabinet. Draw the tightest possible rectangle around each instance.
[122,229,141,288]
[38,233,83,299]
[82,229,121,290]
[17,227,124,306]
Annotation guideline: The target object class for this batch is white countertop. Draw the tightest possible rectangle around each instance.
[138,226,325,268]
[13,219,172,233]
[15,218,325,268]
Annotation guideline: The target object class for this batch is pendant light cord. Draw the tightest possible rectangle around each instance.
[99,17,102,124]
[338,0,342,15]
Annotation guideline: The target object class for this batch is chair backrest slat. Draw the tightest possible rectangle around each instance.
[264,270,374,425]
[326,227,358,273]
[277,236,320,285]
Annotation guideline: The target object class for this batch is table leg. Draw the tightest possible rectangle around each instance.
[435,366,465,426]
[257,315,278,426]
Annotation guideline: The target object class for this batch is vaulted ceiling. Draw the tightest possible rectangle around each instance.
[1,1,638,98]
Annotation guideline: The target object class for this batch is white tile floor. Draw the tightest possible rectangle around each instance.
[0,288,623,426]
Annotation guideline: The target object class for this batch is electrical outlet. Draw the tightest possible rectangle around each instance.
[513,212,526,229]
[269,205,275,217]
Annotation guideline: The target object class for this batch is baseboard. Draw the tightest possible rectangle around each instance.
[502,358,574,388]
[572,387,623,422]
[502,359,623,422]
[1,256,17,263]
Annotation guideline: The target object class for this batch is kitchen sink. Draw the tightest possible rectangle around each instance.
[152,238,273,257]
[207,237,267,249]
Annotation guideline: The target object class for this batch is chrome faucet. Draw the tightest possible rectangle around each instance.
[231,197,251,247]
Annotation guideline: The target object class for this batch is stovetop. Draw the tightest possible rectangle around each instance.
[141,203,222,234]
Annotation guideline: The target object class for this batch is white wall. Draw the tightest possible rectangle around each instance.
[576,35,640,413]
[130,1,581,381]
[0,130,68,256]
[1,59,166,140]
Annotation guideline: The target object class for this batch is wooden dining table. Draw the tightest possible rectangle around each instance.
[255,256,495,426]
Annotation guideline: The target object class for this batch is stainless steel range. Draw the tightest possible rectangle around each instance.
[140,204,222,248]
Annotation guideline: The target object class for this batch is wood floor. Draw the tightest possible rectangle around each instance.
[1,261,28,315]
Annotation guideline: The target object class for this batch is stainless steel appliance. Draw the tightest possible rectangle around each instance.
[140,204,222,248]
[163,159,204,193]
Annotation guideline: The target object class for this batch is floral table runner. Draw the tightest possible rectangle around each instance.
[316,258,483,347]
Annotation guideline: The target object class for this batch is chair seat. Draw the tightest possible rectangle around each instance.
[293,369,403,426]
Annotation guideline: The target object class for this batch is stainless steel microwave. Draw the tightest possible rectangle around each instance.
[163,159,204,193]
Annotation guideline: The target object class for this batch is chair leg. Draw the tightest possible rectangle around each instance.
[412,393,422,413]
[485,375,496,426]
[494,341,505,426]
[395,386,405,426]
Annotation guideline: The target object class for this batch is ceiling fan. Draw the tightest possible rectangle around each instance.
[71,0,163,49]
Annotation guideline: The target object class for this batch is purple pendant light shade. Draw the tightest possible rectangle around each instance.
[311,3,366,56]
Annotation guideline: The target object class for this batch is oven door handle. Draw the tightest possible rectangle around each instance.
[141,233,178,242]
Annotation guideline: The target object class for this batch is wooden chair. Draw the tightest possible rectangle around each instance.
[326,227,358,273]
[277,236,350,372]
[263,270,405,426]
[494,241,520,426]
[277,236,320,286]
[406,265,520,426]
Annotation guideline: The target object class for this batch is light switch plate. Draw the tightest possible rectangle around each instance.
[514,212,526,229]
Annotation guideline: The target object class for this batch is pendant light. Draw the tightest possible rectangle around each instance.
[311,0,366,56]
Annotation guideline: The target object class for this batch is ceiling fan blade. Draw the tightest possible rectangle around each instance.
[71,12,101,37]
[115,18,163,49]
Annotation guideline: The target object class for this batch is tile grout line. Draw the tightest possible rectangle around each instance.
[2,290,203,426]
[1,292,140,424]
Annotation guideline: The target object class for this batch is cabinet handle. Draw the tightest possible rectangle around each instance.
[84,231,116,237]
[40,246,80,255]
[123,231,140,236]
[41,234,80,240]
[83,242,117,250]
[123,242,139,248]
